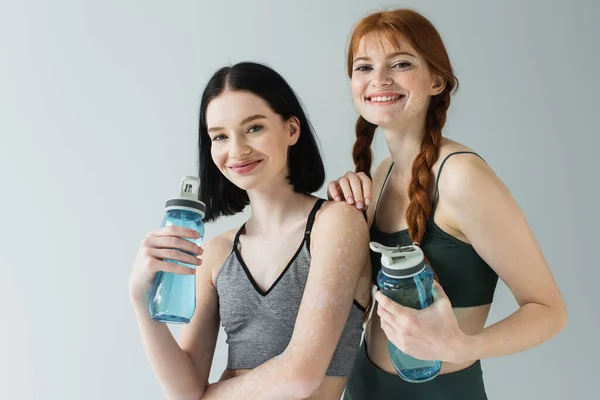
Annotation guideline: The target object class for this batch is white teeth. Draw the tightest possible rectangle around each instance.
[369,95,402,102]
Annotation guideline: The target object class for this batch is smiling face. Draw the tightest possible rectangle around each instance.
[205,89,300,192]
[350,33,445,131]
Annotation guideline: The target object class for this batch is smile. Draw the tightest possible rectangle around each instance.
[227,160,263,174]
[365,94,405,104]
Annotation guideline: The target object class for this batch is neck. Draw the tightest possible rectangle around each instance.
[381,116,427,175]
[245,172,313,236]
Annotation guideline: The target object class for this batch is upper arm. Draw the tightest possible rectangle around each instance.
[283,202,370,381]
[442,156,566,312]
[178,234,232,385]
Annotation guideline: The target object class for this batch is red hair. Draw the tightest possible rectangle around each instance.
[347,8,458,247]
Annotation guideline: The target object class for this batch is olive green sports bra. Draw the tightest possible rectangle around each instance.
[369,151,498,307]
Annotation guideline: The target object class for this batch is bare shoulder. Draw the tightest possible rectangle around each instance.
[312,201,372,305]
[436,138,477,164]
[311,200,369,242]
[308,200,370,290]
[436,139,508,209]
[202,229,237,283]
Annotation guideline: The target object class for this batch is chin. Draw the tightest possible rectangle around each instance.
[364,114,398,128]
[227,178,259,192]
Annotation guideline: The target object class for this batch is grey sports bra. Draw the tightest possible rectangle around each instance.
[215,198,366,377]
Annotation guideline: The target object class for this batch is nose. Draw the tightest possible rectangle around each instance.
[371,68,392,88]
[229,135,251,159]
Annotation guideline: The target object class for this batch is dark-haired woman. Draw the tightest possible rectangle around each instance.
[129,62,372,400]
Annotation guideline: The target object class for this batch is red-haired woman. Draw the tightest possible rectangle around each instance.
[328,8,568,399]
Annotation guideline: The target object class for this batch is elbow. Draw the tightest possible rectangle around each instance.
[278,357,325,399]
[544,299,568,338]
[275,346,328,399]
[291,362,329,399]
[556,302,568,333]
[285,377,322,400]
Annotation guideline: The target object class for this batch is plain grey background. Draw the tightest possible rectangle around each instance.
[0,0,598,399]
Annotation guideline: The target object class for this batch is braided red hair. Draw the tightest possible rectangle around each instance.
[348,9,458,260]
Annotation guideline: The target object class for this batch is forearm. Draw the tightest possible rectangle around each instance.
[133,301,204,400]
[201,353,318,400]
[463,302,567,362]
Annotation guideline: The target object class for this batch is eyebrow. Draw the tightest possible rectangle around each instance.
[353,51,416,64]
[208,114,267,133]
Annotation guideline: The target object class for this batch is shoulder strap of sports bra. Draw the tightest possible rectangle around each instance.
[233,223,245,248]
[373,162,395,222]
[431,151,486,214]
[233,198,326,249]
[304,198,326,249]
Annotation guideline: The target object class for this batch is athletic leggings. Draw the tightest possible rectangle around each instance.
[342,341,488,400]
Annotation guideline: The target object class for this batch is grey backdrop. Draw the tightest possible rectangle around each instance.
[1,0,597,399]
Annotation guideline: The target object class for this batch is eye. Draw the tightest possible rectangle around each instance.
[354,65,373,72]
[247,124,263,133]
[393,61,412,69]
[211,134,227,142]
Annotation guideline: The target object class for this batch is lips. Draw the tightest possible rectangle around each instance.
[367,94,404,102]
[365,92,406,103]
[227,160,263,174]
[228,160,260,168]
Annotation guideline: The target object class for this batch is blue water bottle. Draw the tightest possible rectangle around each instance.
[371,241,442,383]
[148,176,206,324]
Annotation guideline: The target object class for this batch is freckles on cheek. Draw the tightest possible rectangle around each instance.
[351,79,365,97]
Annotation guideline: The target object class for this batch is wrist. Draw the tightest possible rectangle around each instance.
[454,332,482,363]
[129,291,150,314]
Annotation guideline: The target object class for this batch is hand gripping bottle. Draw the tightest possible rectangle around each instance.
[148,176,205,324]
[370,241,442,383]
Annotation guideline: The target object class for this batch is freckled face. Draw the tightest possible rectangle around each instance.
[350,34,444,130]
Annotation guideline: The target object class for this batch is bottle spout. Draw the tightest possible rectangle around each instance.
[164,175,206,216]
[370,241,424,270]
[179,176,201,200]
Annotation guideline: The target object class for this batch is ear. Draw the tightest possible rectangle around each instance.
[286,116,301,146]
[430,74,446,96]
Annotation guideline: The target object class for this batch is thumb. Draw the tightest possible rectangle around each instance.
[432,280,449,302]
